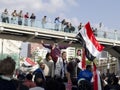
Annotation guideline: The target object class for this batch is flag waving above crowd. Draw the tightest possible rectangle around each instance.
[76,22,105,90]
[76,22,104,61]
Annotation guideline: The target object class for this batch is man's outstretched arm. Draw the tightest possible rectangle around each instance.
[40,40,52,49]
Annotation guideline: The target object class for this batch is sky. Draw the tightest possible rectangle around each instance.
[0,0,120,57]
[0,0,120,30]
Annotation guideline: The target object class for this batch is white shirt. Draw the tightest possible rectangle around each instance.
[43,59,54,77]
[29,87,44,90]
[55,57,63,77]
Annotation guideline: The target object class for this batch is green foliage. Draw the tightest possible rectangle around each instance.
[86,58,98,66]
[36,56,43,64]
[86,60,92,65]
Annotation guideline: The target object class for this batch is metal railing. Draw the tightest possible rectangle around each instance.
[1,14,120,41]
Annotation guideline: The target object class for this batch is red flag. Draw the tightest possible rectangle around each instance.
[76,22,104,61]
[24,58,36,66]
[82,48,86,70]
[93,62,102,90]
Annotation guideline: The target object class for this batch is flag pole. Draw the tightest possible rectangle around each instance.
[82,47,86,70]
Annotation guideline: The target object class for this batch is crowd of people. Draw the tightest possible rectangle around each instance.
[0,8,118,90]
[1,8,85,33]
[1,8,111,40]
[0,40,120,90]
[1,9,36,27]
[1,9,109,40]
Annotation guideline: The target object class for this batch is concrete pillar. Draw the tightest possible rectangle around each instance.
[117,57,120,76]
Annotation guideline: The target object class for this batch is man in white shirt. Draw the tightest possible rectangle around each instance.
[43,52,54,79]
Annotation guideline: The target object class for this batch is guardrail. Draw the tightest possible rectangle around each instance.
[1,14,120,41]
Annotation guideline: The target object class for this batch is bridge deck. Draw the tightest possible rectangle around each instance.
[0,22,120,47]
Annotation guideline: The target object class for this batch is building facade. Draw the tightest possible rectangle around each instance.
[27,43,76,61]
[0,39,22,67]
[0,39,22,55]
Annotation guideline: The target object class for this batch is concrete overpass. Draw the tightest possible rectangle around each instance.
[0,22,120,58]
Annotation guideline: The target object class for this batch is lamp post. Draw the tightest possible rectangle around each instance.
[0,27,4,59]
[18,47,21,68]
[107,53,111,75]
[0,39,4,59]
[114,30,117,41]
[107,63,110,70]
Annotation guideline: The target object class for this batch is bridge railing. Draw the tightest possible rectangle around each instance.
[1,14,120,41]
[95,29,119,40]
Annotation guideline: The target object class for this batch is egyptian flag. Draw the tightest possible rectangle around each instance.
[93,62,102,90]
[23,58,36,66]
[76,22,104,61]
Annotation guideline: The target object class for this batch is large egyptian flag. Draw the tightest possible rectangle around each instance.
[76,22,104,61]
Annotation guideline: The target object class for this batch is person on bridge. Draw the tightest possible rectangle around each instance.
[54,17,61,31]
[41,40,72,63]
[1,9,9,23]
[11,10,17,24]
[30,13,36,27]
[41,16,47,28]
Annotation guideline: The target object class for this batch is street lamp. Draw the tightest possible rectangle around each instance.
[107,63,110,69]
[0,27,4,32]
[64,36,68,40]
[114,30,117,40]
[0,27,4,58]
[18,47,22,68]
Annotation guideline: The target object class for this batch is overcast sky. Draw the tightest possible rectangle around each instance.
[1,0,120,57]
[0,0,120,30]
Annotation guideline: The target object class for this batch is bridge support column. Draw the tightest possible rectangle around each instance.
[117,57,120,76]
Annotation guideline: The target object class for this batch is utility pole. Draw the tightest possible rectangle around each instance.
[1,39,4,59]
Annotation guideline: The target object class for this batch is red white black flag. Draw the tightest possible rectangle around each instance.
[24,58,36,66]
[76,22,104,61]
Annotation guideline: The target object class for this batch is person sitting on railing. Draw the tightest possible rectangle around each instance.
[41,16,47,28]
[61,19,67,31]
[17,10,23,25]
[64,22,75,33]
[1,9,9,23]
[30,13,36,27]
[11,10,17,24]
[24,12,29,26]
[54,17,60,31]
[69,23,75,33]
[64,22,70,33]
